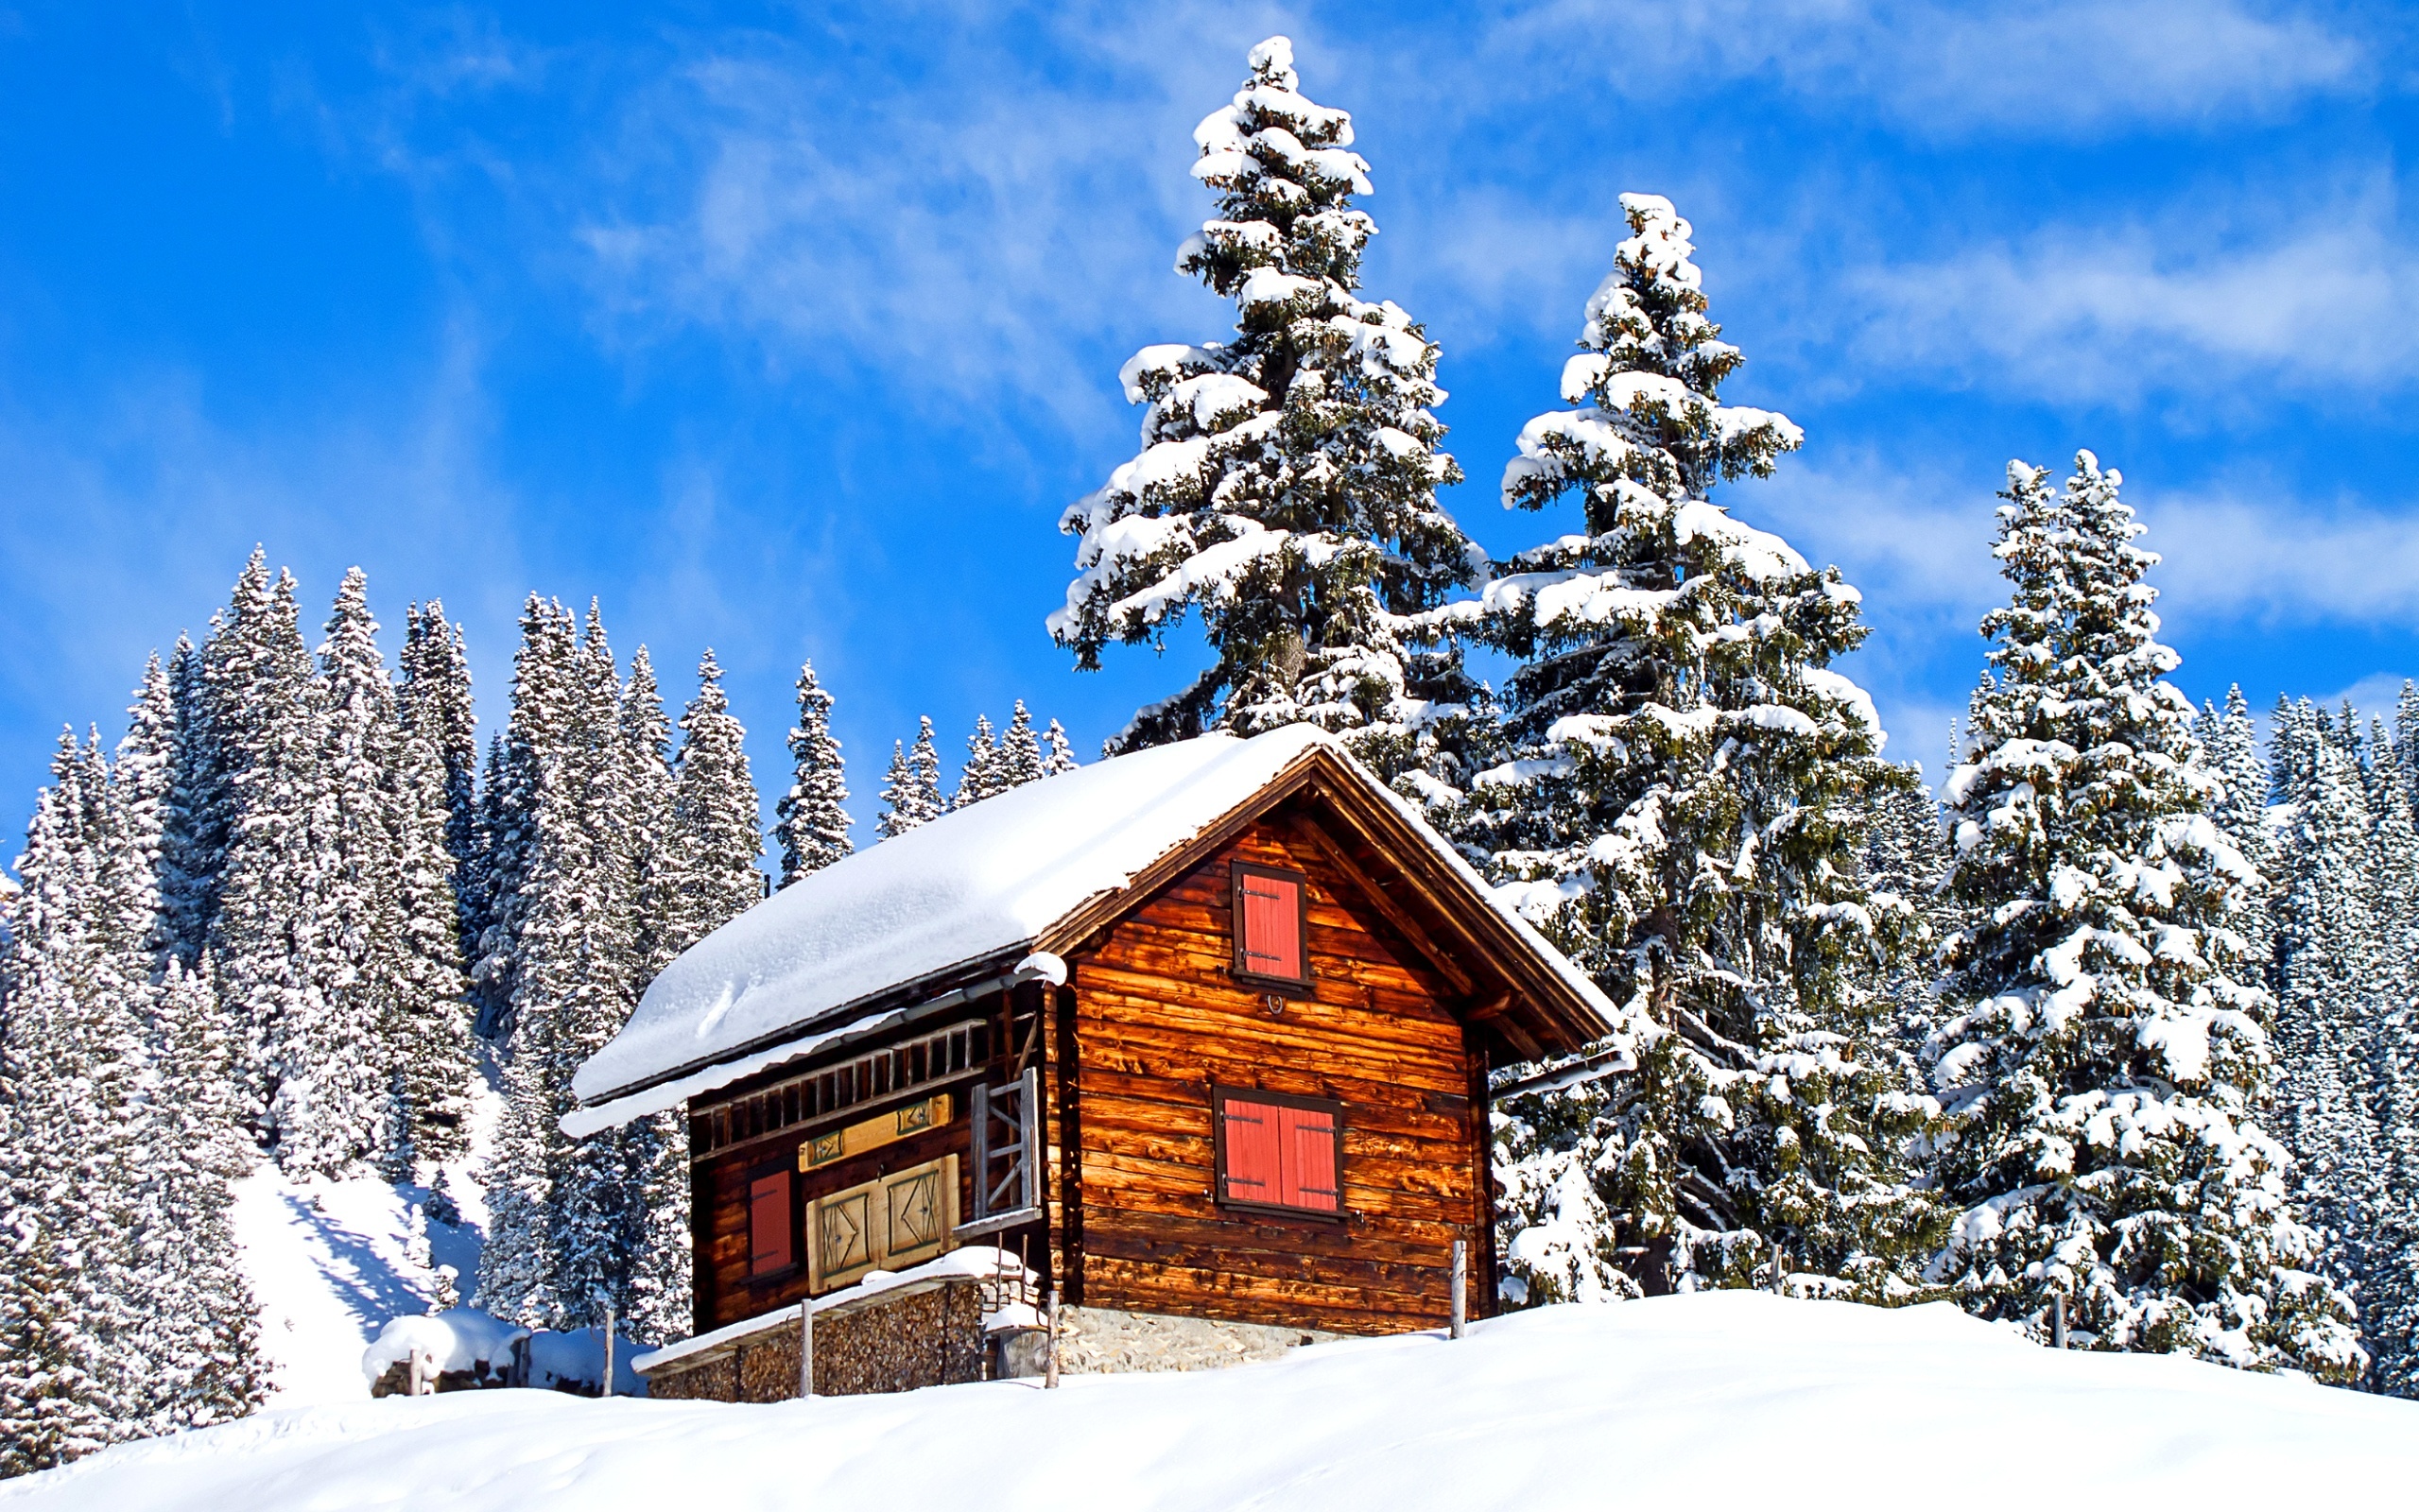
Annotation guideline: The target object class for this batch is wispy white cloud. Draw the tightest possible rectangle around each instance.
[1843,186,2419,403]
[1488,0,2372,137]
[2139,486,2419,631]
[562,5,1298,438]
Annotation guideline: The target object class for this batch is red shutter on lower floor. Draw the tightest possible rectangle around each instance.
[1276,1104,1339,1211]
[1220,1098,1279,1202]
[750,1171,793,1276]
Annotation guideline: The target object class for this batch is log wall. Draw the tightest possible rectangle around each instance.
[1064,818,1494,1335]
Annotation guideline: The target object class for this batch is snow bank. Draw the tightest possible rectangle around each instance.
[12,1294,2413,1509]
[360,1311,528,1391]
[527,1330,647,1398]
[569,727,1617,1125]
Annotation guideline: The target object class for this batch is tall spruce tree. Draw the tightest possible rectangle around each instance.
[996,702,1047,789]
[298,567,410,1178]
[1468,194,1932,1303]
[953,714,1005,810]
[670,650,763,954]
[1052,36,1477,761]
[2360,723,2419,1394]
[0,737,139,1472]
[1927,455,2360,1379]
[156,633,222,969]
[472,596,578,1041]
[1042,719,1080,777]
[129,954,265,1434]
[203,554,341,1163]
[399,601,482,972]
[2267,698,2396,1371]
[774,659,851,886]
[877,719,944,838]
[622,646,682,983]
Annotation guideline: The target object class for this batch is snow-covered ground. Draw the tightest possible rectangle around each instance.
[232,1075,498,1407]
[9,1293,2413,1508]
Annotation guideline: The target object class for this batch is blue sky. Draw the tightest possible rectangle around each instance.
[4,1,2416,860]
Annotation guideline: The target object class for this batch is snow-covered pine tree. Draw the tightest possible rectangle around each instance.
[1042,719,1080,776]
[0,735,147,1470]
[1052,36,1477,764]
[952,714,1004,810]
[290,567,410,1179]
[670,650,762,954]
[2265,698,2393,1349]
[995,702,1047,790]
[472,596,579,1042]
[773,658,850,887]
[1862,766,1951,1051]
[621,645,682,983]
[2360,724,2419,1395]
[156,632,223,969]
[876,719,944,838]
[128,954,264,1434]
[1927,455,2361,1379]
[477,603,672,1333]
[203,553,341,1162]
[113,655,179,971]
[400,600,481,971]
[2196,686,2272,971]
[473,598,583,1319]
[1461,194,1931,1303]
[387,712,476,1174]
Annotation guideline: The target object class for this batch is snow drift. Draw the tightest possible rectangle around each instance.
[7,1294,2412,1509]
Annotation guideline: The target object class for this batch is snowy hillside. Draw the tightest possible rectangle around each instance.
[8,1294,2413,1509]
[231,1079,498,1407]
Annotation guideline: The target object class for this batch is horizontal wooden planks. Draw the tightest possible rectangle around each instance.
[693,1113,976,1331]
[1071,820,1490,1334]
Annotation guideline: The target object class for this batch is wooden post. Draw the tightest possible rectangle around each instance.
[799,1298,815,1398]
[2051,1293,2067,1350]
[601,1302,615,1400]
[1449,1238,1467,1340]
[1045,1288,1061,1389]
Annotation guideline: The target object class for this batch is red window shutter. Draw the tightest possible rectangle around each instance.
[1276,1104,1339,1211]
[1220,1098,1279,1202]
[750,1171,793,1277]
[1238,872,1303,980]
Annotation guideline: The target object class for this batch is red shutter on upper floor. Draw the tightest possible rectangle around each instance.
[750,1171,793,1276]
[1276,1104,1339,1211]
[1236,869,1304,981]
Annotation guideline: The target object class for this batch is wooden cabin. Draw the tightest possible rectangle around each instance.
[566,726,1613,1392]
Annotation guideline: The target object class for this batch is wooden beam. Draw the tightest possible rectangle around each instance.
[1283,812,1476,996]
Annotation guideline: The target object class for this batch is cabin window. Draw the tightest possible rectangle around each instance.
[1232,863,1309,986]
[1214,1089,1341,1216]
[749,1169,795,1278]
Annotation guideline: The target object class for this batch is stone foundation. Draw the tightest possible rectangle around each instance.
[646,1280,989,1401]
[1055,1307,1335,1374]
[642,1287,1337,1400]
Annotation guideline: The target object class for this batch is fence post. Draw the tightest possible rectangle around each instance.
[1449,1238,1467,1340]
[601,1302,615,1400]
[2051,1293,2067,1350]
[1045,1288,1061,1390]
[799,1298,815,1398]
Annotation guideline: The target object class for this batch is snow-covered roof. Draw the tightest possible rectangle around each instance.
[568,726,1617,1130]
